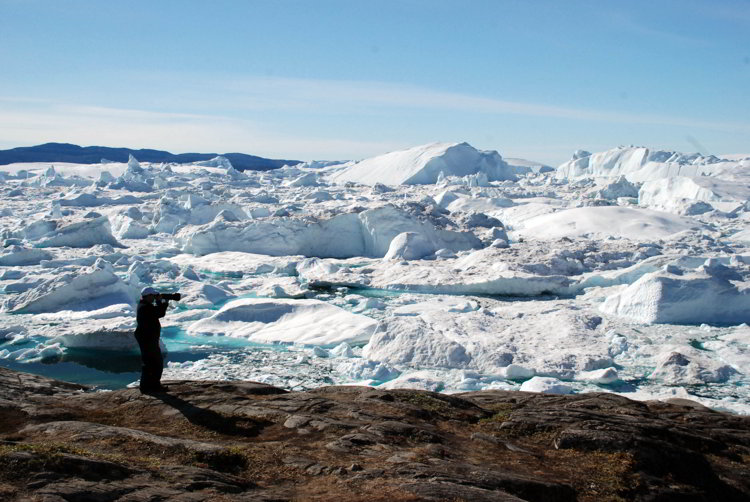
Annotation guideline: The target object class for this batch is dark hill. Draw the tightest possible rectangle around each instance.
[0,143,300,172]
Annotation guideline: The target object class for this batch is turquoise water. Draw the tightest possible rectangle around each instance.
[0,325,285,390]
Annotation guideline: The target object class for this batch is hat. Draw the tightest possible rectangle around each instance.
[140,287,158,297]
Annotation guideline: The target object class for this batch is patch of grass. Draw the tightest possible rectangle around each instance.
[230,442,299,484]
[0,441,163,479]
[0,482,17,499]
[546,450,637,502]
[191,446,249,474]
[394,393,452,412]
[0,441,87,458]
[294,476,424,501]
[390,391,480,422]
[478,403,514,425]
[0,442,85,480]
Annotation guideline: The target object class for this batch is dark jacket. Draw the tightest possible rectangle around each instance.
[135,299,169,340]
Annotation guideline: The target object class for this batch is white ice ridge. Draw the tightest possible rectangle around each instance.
[296,248,574,296]
[2,259,139,314]
[0,246,52,266]
[638,176,750,214]
[601,258,750,324]
[187,298,379,345]
[31,216,121,248]
[556,146,749,181]
[179,204,481,257]
[330,142,521,185]
[168,252,301,277]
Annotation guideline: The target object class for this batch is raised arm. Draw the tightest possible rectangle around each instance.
[155,298,170,318]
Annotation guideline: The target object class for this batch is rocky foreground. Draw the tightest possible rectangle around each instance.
[1,367,749,501]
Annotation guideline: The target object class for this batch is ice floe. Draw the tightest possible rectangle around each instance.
[187,298,379,346]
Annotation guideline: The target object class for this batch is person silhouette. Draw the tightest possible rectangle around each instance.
[134,287,171,393]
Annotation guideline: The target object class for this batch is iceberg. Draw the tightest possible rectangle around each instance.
[2,259,139,314]
[330,142,519,185]
[513,206,703,241]
[35,216,121,248]
[600,260,750,325]
[556,146,740,181]
[187,298,379,346]
[179,204,481,258]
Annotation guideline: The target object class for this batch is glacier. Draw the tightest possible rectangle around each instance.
[1,142,749,415]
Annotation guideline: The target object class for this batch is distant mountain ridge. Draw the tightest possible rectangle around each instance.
[0,143,300,171]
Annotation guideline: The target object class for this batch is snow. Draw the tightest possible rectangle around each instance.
[35,217,121,248]
[1,259,139,314]
[1,142,750,414]
[179,204,481,258]
[331,142,518,185]
[520,377,574,394]
[513,206,704,241]
[0,247,53,266]
[556,146,741,181]
[382,232,436,261]
[187,298,379,346]
[600,259,750,325]
[638,175,750,214]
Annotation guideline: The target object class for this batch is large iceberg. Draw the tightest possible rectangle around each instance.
[179,204,481,257]
[601,259,750,325]
[35,216,121,248]
[0,247,53,266]
[638,176,750,214]
[556,146,743,182]
[2,259,139,314]
[331,142,520,185]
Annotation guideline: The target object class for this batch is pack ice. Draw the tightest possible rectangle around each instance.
[1,142,749,415]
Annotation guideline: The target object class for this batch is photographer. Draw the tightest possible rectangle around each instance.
[134,287,181,394]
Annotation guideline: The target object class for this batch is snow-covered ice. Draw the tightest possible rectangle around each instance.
[187,298,378,345]
[1,143,749,415]
[330,142,520,185]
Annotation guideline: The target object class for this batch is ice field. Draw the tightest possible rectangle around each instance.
[1,142,749,414]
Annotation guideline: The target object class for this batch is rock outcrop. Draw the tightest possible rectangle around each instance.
[1,367,748,501]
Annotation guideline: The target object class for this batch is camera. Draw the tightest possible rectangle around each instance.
[161,292,181,301]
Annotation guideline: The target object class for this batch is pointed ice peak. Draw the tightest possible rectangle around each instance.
[215,156,232,170]
[182,193,209,210]
[196,156,233,170]
[98,171,115,183]
[44,165,56,178]
[127,154,142,172]
[289,172,320,187]
[48,201,62,219]
[226,165,247,179]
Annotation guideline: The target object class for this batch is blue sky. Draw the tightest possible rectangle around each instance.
[1,0,748,164]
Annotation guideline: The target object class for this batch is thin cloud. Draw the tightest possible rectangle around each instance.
[172,75,750,134]
[0,100,396,159]
[3,74,749,162]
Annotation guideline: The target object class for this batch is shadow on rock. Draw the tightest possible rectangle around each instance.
[152,392,270,437]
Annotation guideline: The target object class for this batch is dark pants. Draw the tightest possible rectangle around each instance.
[135,333,163,391]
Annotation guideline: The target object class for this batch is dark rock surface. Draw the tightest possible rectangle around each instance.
[1,367,748,501]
